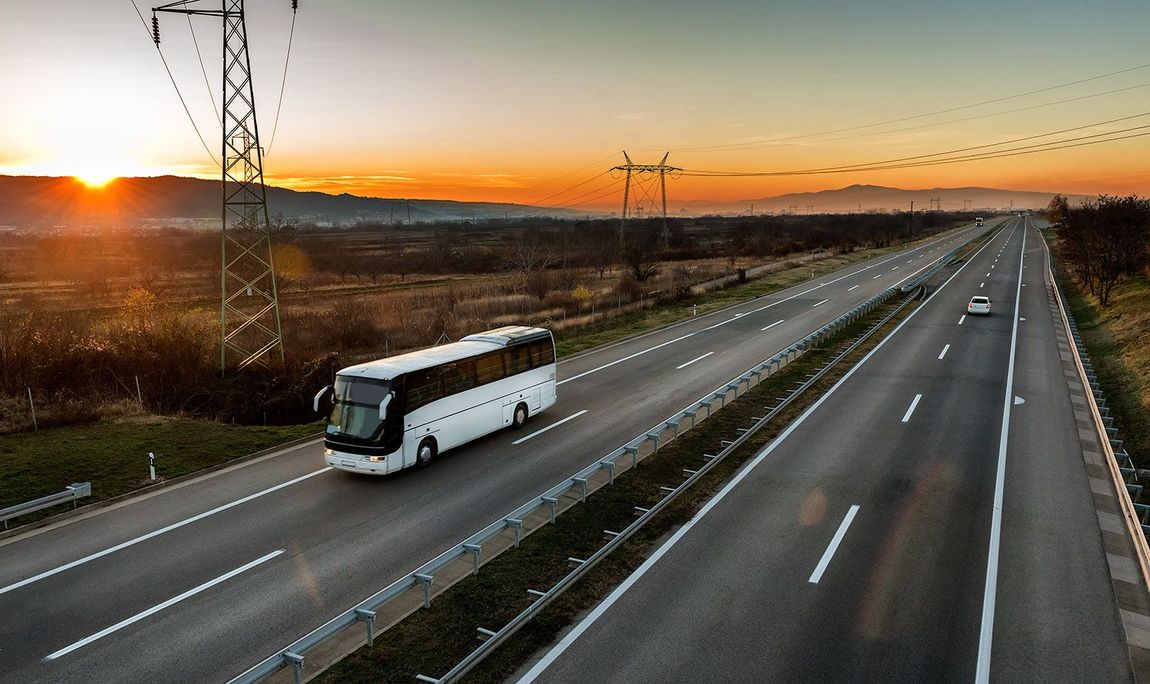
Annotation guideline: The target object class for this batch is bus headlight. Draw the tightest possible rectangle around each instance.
[368,456,384,462]
[324,448,333,456]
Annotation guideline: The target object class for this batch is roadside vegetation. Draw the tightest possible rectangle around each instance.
[1049,193,1150,469]
[0,418,320,525]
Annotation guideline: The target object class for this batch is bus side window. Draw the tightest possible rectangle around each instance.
[406,368,443,411]
[504,344,530,375]
[476,351,506,385]
[442,360,477,395]
[529,340,554,368]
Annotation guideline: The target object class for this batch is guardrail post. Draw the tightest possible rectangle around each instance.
[599,459,616,484]
[665,420,680,438]
[282,651,305,684]
[646,432,660,453]
[624,446,640,469]
[413,573,434,608]
[712,391,726,409]
[504,518,523,547]
[541,497,559,524]
[355,608,377,647]
[683,410,697,429]
[463,543,482,575]
[573,477,589,502]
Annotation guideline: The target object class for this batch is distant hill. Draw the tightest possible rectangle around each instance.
[0,175,591,228]
[676,184,1091,215]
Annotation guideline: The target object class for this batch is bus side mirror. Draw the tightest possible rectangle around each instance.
[379,392,393,421]
[313,385,334,414]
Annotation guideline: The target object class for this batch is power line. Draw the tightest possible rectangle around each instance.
[525,169,613,206]
[187,14,220,126]
[265,3,299,157]
[132,0,219,167]
[795,82,1150,149]
[682,127,1150,178]
[667,63,1150,154]
[681,112,1150,177]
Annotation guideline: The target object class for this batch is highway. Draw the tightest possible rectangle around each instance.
[0,223,990,683]
[518,217,1135,683]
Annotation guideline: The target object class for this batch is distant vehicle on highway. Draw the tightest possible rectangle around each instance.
[967,296,991,315]
[315,325,557,474]
[975,217,983,226]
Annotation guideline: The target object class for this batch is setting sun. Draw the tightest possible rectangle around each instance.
[75,172,116,188]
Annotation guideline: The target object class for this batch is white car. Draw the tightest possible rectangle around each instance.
[967,296,991,315]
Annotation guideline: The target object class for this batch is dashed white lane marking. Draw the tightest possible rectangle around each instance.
[44,549,285,661]
[675,352,714,370]
[848,284,860,291]
[938,344,950,360]
[812,299,829,308]
[959,315,966,325]
[512,410,589,445]
[0,468,330,597]
[761,319,785,331]
[901,393,923,423]
[808,505,861,584]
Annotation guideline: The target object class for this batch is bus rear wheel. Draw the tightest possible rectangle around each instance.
[512,403,528,429]
[416,438,437,468]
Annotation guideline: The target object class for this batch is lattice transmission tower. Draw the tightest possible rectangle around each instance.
[612,152,681,242]
[152,0,293,371]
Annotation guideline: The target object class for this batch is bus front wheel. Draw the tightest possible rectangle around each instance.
[512,403,528,429]
[416,438,437,468]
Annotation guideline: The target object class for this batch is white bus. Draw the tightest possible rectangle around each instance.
[314,326,557,474]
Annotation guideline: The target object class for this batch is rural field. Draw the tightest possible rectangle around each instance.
[0,210,966,433]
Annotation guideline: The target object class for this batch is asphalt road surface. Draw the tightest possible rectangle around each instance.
[0,223,993,683]
[518,217,1133,683]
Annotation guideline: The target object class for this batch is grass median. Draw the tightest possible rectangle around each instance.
[1054,263,1150,470]
[316,291,919,683]
[0,418,321,525]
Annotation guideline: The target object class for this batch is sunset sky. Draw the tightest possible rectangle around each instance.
[2,0,1150,210]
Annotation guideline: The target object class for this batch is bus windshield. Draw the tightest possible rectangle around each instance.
[327,377,391,441]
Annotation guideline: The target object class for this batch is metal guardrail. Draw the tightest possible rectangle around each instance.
[1,483,91,530]
[426,286,922,684]
[232,289,900,684]
[1048,252,1150,592]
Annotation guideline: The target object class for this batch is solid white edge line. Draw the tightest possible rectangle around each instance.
[974,222,1026,683]
[812,299,829,308]
[511,410,589,445]
[44,549,284,661]
[0,469,329,597]
[515,224,1005,684]
[675,351,714,370]
[761,319,785,331]
[938,344,950,360]
[557,226,982,386]
[901,393,923,423]
[808,504,861,584]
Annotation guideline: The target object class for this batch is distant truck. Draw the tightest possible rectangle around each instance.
[975,217,984,226]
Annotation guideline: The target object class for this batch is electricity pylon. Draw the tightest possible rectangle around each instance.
[153,0,290,371]
[612,152,681,243]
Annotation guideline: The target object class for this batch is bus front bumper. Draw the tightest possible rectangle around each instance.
[324,448,399,475]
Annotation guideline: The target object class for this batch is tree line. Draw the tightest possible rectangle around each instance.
[1051,194,1150,307]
